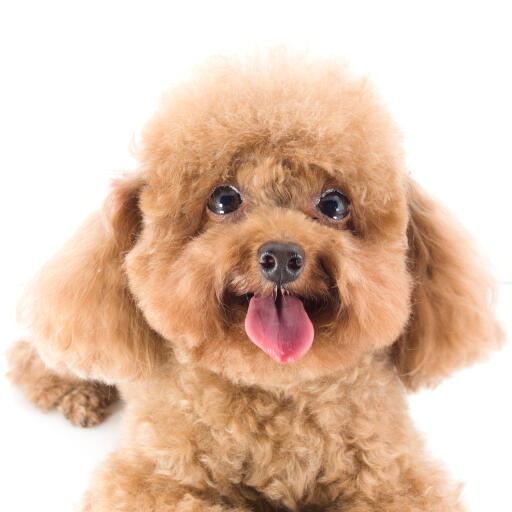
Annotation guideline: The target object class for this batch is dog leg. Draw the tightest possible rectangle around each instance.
[80,454,251,512]
[330,465,466,512]
[7,339,118,427]
[334,496,466,512]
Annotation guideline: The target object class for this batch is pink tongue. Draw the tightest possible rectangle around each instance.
[244,294,314,363]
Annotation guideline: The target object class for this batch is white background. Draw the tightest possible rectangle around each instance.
[0,1,510,511]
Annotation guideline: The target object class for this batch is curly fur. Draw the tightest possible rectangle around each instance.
[8,50,503,511]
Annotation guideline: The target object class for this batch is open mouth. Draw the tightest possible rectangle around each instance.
[245,289,315,364]
[222,285,341,364]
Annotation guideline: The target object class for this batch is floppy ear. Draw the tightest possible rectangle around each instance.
[393,179,504,390]
[18,173,163,382]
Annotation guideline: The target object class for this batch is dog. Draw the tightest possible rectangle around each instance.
[8,51,504,511]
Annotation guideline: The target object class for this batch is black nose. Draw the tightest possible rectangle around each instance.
[258,241,305,285]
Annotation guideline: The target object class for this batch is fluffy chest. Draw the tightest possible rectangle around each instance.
[188,392,356,508]
[125,357,404,509]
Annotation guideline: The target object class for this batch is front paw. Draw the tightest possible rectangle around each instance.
[58,383,117,427]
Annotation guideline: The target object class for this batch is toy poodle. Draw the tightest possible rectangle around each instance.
[8,51,504,511]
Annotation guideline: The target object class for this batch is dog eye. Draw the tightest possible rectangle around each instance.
[316,189,350,220]
[207,185,243,215]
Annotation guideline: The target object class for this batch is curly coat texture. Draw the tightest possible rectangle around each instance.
[8,51,504,511]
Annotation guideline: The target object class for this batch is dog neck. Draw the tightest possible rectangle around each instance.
[147,347,401,408]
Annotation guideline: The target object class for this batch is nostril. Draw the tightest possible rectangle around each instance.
[287,254,303,272]
[259,253,277,271]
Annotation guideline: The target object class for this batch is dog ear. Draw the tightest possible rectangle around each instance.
[18,173,163,382]
[393,179,504,390]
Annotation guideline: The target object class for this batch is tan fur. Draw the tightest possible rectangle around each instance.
[393,180,504,390]
[7,340,118,426]
[7,51,503,511]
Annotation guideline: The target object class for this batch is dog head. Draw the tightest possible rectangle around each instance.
[23,52,503,389]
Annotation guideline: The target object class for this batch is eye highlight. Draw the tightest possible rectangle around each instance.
[316,189,350,221]
[207,185,243,215]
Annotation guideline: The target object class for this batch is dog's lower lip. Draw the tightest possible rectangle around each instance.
[241,292,254,304]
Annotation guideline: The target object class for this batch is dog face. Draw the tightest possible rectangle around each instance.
[22,53,502,389]
[127,151,411,387]
[124,55,412,386]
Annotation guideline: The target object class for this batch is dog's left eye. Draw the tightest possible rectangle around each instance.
[316,189,350,220]
[207,185,243,215]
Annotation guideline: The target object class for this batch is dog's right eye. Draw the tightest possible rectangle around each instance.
[207,185,243,215]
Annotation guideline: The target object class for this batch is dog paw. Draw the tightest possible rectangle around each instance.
[58,384,117,427]
[32,382,74,411]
